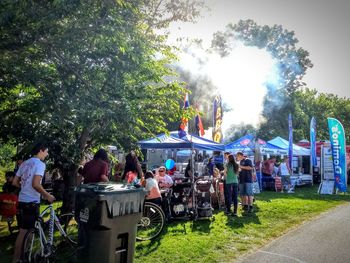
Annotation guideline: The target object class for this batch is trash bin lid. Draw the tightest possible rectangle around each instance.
[75,183,146,217]
[75,182,144,194]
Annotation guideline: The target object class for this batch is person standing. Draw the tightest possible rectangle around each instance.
[236,152,254,213]
[222,152,230,210]
[224,154,239,216]
[206,157,215,176]
[122,150,143,180]
[262,156,276,190]
[279,157,293,193]
[12,142,55,263]
[184,159,192,178]
[82,148,109,183]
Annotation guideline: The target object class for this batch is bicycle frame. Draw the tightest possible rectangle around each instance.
[29,204,72,258]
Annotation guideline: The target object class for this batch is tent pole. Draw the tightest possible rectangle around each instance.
[190,136,196,219]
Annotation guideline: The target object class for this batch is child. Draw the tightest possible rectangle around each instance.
[2,171,19,195]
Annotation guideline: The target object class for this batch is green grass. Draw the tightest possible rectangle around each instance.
[1,185,349,263]
[134,185,350,263]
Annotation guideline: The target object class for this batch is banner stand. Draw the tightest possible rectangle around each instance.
[318,179,335,195]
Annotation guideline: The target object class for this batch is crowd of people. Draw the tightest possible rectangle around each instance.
[0,141,296,262]
[261,156,294,193]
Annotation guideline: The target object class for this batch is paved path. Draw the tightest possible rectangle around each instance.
[236,203,350,263]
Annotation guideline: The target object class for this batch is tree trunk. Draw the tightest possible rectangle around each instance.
[61,165,78,214]
[60,127,91,214]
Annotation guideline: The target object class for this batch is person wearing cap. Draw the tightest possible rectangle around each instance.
[236,151,254,213]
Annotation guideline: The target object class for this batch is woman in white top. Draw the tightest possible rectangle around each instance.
[279,157,293,192]
[155,166,173,189]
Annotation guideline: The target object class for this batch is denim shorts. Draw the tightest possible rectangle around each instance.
[17,202,40,229]
[239,183,254,196]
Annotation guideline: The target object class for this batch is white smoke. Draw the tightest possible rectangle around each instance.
[176,42,279,134]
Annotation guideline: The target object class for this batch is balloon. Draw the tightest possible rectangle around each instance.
[165,159,175,170]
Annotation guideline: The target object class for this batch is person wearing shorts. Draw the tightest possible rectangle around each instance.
[279,157,293,193]
[12,142,55,263]
[236,152,254,213]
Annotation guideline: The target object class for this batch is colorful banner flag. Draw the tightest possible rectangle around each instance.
[327,117,347,192]
[213,96,223,143]
[195,111,205,137]
[288,113,293,170]
[310,117,317,166]
[178,93,189,138]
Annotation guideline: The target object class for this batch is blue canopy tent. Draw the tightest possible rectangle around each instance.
[225,134,287,155]
[139,131,224,176]
[268,136,310,156]
[225,134,287,192]
[139,132,224,208]
[139,131,225,151]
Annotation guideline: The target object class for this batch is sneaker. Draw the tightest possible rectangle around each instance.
[242,205,248,211]
[224,209,230,215]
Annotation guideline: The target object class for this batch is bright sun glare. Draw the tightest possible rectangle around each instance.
[178,42,278,135]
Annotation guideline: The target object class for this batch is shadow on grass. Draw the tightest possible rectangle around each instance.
[0,231,16,262]
[191,217,212,233]
[136,215,215,257]
[136,184,350,258]
[135,220,183,257]
[222,205,262,229]
[135,237,162,257]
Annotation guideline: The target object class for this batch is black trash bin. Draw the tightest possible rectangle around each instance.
[75,183,146,263]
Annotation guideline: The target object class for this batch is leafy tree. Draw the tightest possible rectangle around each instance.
[0,0,203,210]
[0,143,16,178]
[142,0,205,29]
[293,88,350,142]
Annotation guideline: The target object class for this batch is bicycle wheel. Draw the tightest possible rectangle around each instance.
[21,228,47,263]
[136,202,165,241]
[58,213,78,245]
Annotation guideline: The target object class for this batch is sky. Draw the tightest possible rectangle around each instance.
[167,0,350,133]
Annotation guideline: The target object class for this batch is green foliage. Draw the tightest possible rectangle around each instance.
[142,0,205,29]
[0,0,205,169]
[0,143,16,168]
[293,88,350,142]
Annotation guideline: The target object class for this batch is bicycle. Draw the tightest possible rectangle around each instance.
[20,203,78,262]
[136,201,165,241]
